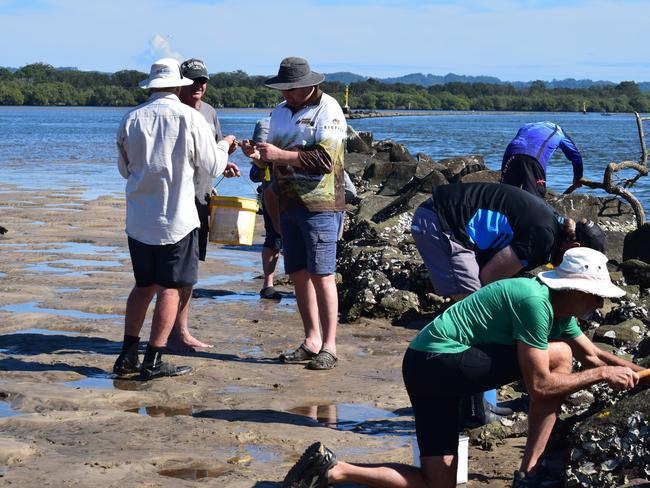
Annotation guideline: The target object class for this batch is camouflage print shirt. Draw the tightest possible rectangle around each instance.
[268,90,347,212]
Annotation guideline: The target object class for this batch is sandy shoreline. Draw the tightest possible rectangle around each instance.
[0,184,521,487]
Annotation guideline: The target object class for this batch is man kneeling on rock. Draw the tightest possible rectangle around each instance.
[282,248,642,488]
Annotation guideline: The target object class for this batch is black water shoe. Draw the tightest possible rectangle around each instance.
[139,361,193,381]
[138,344,192,381]
[113,336,141,375]
[260,286,283,300]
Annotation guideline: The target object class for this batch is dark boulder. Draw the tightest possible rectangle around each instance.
[345,152,376,179]
[619,259,650,289]
[437,155,486,182]
[623,223,650,263]
[389,143,416,163]
[362,159,419,196]
[460,169,502,184]
[346,126,373,154]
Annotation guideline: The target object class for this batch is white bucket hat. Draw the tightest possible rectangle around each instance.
[538,247,625,298]
[139,58,194,89]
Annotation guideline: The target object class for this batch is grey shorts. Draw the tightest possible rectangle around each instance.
[411,206,481,296]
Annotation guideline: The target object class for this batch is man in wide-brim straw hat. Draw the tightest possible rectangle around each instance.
[114,58,238,381]
[242,57,347,370]
[282,247,643,488]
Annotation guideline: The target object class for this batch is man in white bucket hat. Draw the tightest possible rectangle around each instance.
[114,58,237,381]
[282,247,643,488]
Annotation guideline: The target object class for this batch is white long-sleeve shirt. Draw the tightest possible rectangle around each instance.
[117,92,229,245]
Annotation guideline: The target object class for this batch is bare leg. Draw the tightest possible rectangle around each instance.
[310,273,338,356]
[262,246,280,289]
[148,286,182,348]
[290,269,322,353]
[263,186,280,234]
[167,287,213,350]
[327,455,456,488]
[124,285,155,337]
[520,341,573,474]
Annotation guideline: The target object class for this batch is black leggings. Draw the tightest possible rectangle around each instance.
[402,345,521,456]
[501,154,547,198]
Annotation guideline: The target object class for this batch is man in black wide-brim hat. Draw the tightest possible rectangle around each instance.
[241,57,347,370]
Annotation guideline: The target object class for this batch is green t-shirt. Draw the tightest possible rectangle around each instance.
[409,278,582,354]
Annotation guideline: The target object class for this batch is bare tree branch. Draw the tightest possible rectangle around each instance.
[565,161,648,227]
[636,112,649,164]
[565,115,650,228]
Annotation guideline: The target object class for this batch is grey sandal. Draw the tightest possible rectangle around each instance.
[306,349,338,370]
[279,344,318,363]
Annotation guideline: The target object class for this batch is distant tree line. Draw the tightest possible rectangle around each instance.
[1,62,649,113]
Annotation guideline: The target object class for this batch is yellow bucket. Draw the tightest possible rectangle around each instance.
[208,196,258,246]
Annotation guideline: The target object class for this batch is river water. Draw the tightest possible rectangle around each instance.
[1,107,648,208]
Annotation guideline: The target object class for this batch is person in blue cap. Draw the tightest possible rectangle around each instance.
[501,121,583,198]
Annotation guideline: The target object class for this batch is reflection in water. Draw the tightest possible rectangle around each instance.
[0,400,21,417]
[14,328,81,335]
[48,258,123,267]
[239,345,264,357]
[1,301,122,320]
[126,405,194,417]
[158,466,230,480]
[291,404,338,427]
[289,403,408,436]
[243,444,277,463]
[62,375,146,392]
[196,271,253,287]
[0,241,127,258]
[24,263,87,276]
[54,287,81,293]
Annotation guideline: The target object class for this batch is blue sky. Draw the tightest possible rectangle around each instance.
[1,0,649,82]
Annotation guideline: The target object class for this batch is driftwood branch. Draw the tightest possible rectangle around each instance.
[565,114,650,228]
[565,161,648,227]
[636,112,649,164]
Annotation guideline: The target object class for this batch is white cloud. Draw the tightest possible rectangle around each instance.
[142,34,185,64]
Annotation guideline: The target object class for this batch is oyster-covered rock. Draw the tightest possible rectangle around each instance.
[566,390,650,487]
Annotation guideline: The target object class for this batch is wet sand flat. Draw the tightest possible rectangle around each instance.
[0,184,521,487]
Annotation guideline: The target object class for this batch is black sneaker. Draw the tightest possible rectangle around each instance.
[139,361,193,381]
[282,442,337,488]
[113,351,141,376]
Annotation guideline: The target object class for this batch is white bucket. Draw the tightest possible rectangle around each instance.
[412,435,469,484]
[208,195,258,246]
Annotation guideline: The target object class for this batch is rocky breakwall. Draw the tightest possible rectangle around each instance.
[339,127,638,325]
[339,128,650,486]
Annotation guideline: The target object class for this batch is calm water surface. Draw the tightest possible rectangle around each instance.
[1,107,648,208]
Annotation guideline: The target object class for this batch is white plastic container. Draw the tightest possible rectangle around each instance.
[412,434,469,484]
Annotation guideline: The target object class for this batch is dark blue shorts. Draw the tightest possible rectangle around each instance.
[128,229,199,289]
[280,208,342,275]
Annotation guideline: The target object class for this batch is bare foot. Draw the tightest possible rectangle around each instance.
[166,332,213,351]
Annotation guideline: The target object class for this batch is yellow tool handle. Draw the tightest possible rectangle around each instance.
[638,369,650,380]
